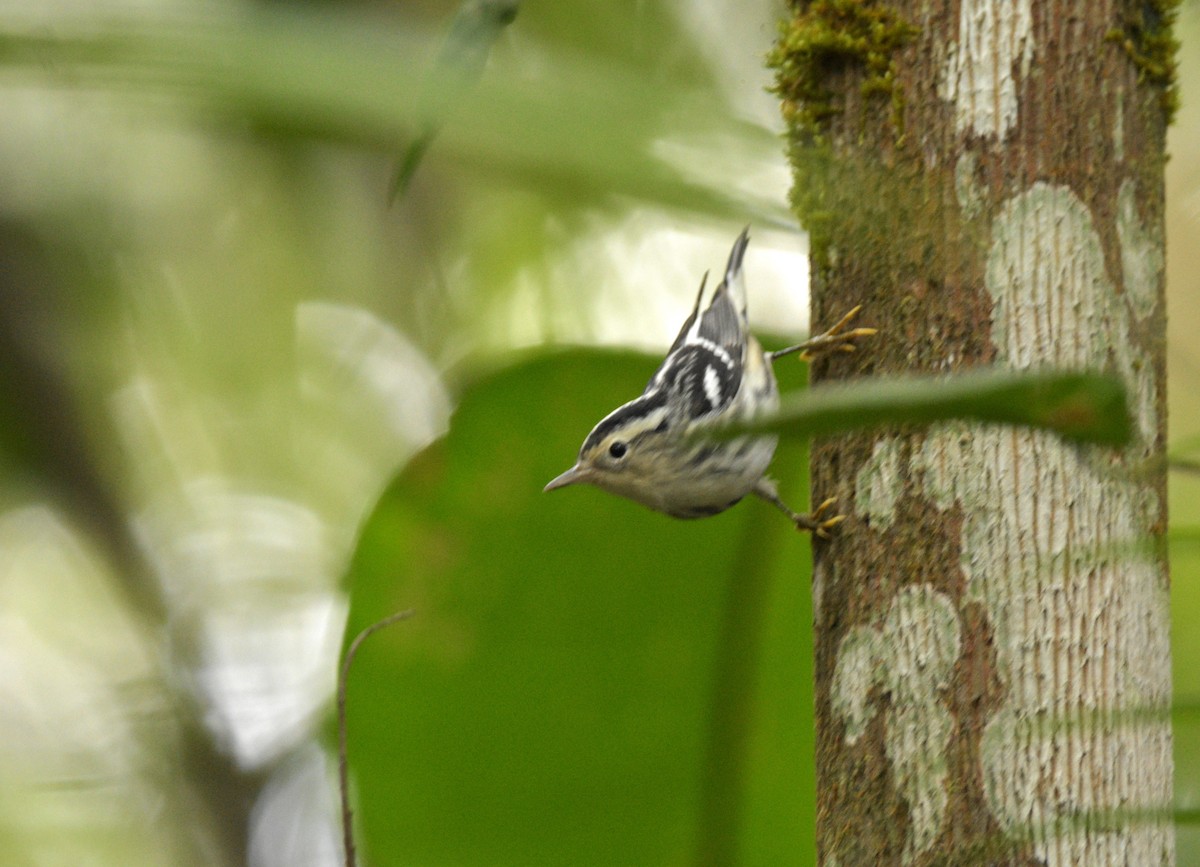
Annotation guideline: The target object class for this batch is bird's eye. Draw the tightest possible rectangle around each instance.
[608,441,628,459]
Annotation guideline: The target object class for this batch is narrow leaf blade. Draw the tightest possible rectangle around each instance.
[730,368,1133,447]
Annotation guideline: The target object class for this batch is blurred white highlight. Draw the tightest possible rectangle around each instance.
[537,212,808,353]
[295,301,451,456]
[137,483,347,769]
[122,303,452,771]
[249,744,342,867]
[192,588,346,770]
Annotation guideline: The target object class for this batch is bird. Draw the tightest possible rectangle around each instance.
[544,228,873,535]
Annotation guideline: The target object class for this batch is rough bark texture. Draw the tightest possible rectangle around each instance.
[771,1,1176,864]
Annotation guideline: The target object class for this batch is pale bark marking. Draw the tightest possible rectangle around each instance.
[832,585,962,865]
[832,625,883,745]
[987,183,1157,447]
[909,183,1172,865]
[1117,179,1164,321]
[939,0,1034,139]
[854,437,903,529]
[954,151,984,219]
[1113,86,1126,163]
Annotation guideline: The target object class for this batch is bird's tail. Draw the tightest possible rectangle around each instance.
[722,227,751,325]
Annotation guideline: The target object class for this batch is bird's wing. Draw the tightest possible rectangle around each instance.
[648,229,751,422]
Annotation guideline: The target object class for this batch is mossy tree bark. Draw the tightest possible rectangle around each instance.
[771,1,1177,864]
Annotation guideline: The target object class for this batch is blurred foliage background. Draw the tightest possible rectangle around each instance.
[0,1,1196,865]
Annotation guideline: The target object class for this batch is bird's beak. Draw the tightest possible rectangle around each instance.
[544,464,590,492]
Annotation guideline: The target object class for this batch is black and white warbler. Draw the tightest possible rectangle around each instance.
[545,228,874,536]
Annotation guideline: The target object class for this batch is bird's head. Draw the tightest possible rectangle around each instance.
[544,392,677,509]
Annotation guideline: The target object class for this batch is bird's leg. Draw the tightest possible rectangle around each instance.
[753,478,844,538]
[755,306,869,535]
[770,305,877,362]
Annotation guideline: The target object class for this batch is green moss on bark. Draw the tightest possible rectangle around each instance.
[767,1,918,266]
[1105,0,1182,123]
[767,0,917,139]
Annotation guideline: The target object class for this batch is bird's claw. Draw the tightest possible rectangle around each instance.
[795,496,844,538]
[799,305,878,362]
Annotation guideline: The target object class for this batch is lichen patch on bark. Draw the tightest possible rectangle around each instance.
[1117,179,1164,321]
[832,585,962,864]
[907,180,1173,864]
[854,437,904,528]
[987,182,1158,447]
[939,0,1034,139]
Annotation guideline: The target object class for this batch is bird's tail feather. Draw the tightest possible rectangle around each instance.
[721,227,751,324]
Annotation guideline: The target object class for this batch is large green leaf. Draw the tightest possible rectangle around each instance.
[339,350,816,866]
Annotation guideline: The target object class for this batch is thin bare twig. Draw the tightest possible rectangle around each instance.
[338,609,415,867]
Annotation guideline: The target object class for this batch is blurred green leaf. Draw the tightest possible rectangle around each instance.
[339,349,815,866]
[1171,527,1200,547]
[1170,458,1200,475]
[391,0,520,199]
[729,368,1133,447]
[0,6,788,224]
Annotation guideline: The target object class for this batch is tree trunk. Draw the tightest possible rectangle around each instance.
[771,1,1177,864]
